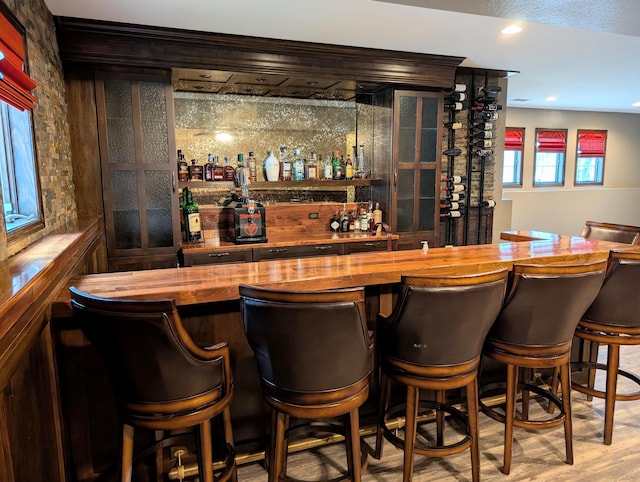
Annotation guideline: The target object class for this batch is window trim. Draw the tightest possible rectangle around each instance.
[533,128,567,187]
[503,127,525,187]
[574,129,606,186]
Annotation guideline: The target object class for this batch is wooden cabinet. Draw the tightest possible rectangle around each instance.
[95,74,181,271]
[252,243,342,261]
[391,90,443,250]
[179,248,253,267]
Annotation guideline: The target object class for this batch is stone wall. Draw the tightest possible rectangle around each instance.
[1,0,76,260]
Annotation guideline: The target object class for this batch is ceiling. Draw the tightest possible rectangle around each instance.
[43,0,640,114]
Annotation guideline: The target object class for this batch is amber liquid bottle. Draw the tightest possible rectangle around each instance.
[223,156,236,182]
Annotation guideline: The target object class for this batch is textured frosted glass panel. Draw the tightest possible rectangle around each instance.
[114,211,141,249]
[111,170,141,249]
[421,98,439,129]
[419,169,436,231]
[104,80,135,164]
[420,97,439,164]
[396,169,414,233]
[111,171,139,210]
[398,96,417,163]
[145,170,173,248]
[140,82,169,164]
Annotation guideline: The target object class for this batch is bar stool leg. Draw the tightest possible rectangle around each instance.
[503,364,518,475]
[436,389,445,446]
[466,377,480,482]
[560,363,574,464]
[374,373,390,459]
[345,408,362,481]
[604,344,620,445]
[587,340,600,402]
[197,419,214,482]
[403,385,419,482]
[121,423,134,482]
[521,368,532,421]
[269,411,289,482]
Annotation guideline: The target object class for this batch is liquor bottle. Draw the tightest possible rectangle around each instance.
[332,151,343,180]
[235,153,250,187]
[345,154,354,180]
[440,210,463,218]
[442,148,462,156]
[477,85,502,96]
[323,153,333,180]
[474,148,494,157]
[444,101,465,111]
[359,203,369,232]
[473,131,494,140]
[263,150,280,182]
[474,121,495,131]
[291,148,304,181]
[443,121,463,130]
[349,210,356,231]
[204,153,214,182]
[474,111,499,121]
[179,187,187,242]
[306,151,318,180]
[446,92,467,102]
[358,144,365,177]
[247,151,257,182]
[442,184,466,193]
[177,150,189,182]
[279,146,292,181]
[212,155,224,181]
[221,156,235,182]
[372,202,382,226]
[367,200,375,234]
[441,175,467,183]
[481,199,497,208]
[329,211,340,232]
[188,159,204,182]
[446,83,467,93]
[340,204,350,232]
[183,187,202,242]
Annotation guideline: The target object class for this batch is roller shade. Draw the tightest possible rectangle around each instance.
[0,12,37,111]
[577,130,606,157]
[536,130,566,153]
[504,128,524,150]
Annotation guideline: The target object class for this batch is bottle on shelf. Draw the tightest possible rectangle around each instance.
[177,149,189,182]
[292,148,305,181]
[247,151,257,182]
[446,83,467,93]
[263,150,280,182]
[440,210,463,218]
[481,199,497,208]
[474,95,497,105]
[345,154,354,180]
[349,210,356,231]
[358,143,366,177]
[440,200,465,210]
[444,101,466,111]
[473,121,496,131]
[329,211,340,232]
[235,153,251,187]
[183,186,202,242]
[212,155,224,181]
[204,153,214,182]
[443,192,466,201]
[471,103,502,112]
[471,139,494,148]
[332,151,343,180]
[442,148,462,156]
[340,203,350,232]
[446,92,467,102]
[223,156,236,182]
[441,175,467,183]
[442,183,466,193]
[473,111,499,121]
[477,85,502,96]
[279,146,292,181]
[188,159,204,182]
[305,151,318,180]
[323,153,333,180]
[474,148,494,157]
[359,202,369,232]
[473,131,495,140]
[443,121,463,130]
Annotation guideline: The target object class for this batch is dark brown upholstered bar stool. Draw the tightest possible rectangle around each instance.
[581,220,640,245]
[69,287,237,482]
[479,261,606,475]
[239,285,373,482]
[374,269,509,482]
[569,250,640,445]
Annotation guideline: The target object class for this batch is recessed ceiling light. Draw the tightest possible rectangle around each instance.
[501,25,522,35]
[545,96,557,102]
[633,101,640,108]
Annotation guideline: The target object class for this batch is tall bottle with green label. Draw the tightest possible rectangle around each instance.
[183,187,202,242]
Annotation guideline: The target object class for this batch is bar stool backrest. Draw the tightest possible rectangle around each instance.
[382,269,509,366]
[582,221,640,245]
[69,286,227,408]
[581,250,640,328]
[239,285,372,393]
[489,261,607,347]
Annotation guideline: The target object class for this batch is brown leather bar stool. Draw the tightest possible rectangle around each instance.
[374,269,509,482]
[239,285,373,482]
[581,220,640,245]
[569,250,640,445]
[69,286,237,482]
[479,261,606,475]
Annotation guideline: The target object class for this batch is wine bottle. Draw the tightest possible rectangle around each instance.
[473,131,494,140]
[474,121,495,130]
[474,111,499,121]
[444,192,465,201]
[474,96,497,104]
[440,201,464,210]
[447,83,467,93]
[443,121,463,130]
[471,103,502,112]
[446,92,467,102]
[477,85,502,96]
[440,210,463,218]
[481,199,497,208]
[442,184,465,193]
[471,139,494,148]
[474,148,494,157]
[441,175,467,183]
[442,148,462,156]
[444,102,466,111]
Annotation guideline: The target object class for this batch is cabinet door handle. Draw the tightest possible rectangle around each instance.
[314,245,334,250]
[172,171,176,193]
[363,242,382,247]
[208,252,230,257]
[268,248,288,253]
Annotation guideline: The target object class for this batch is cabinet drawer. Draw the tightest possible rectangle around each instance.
[344,240,394,254]
[181,249,253,266]
[253,243,342,261]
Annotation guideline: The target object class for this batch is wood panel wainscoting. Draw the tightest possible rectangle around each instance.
[48,233,640,482]
[0,218,104,482]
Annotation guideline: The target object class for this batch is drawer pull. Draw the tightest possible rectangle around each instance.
[315,245,334,251]
[268,248,288,253]
[208,252,231,257]
[363,242,381,247]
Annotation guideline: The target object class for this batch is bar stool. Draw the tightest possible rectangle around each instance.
[69,287,237,482]
[374,269,509,482]
[479,261,606,475]
[569,250,640,445]
[239,285,373,482]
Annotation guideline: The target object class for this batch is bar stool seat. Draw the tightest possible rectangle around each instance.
[479,261,606,475]
[570,250,640,445]
[69,286,237,482]
[239,285,373,482]
[374,269,509,482]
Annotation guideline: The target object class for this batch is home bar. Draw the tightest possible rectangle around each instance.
[2,1,640,482]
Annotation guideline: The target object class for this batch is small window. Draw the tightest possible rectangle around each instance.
[575,129,606,185]
[503,127,524,186]
[533,128,567,186]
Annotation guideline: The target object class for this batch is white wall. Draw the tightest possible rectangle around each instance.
[496,107,640,237]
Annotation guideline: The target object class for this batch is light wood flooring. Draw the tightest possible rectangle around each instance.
[236,345,640,481]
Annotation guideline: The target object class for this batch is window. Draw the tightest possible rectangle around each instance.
[533,128,567,186]
[575,129,606,185]
[503,127,524,186]
[0,4,41,235]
